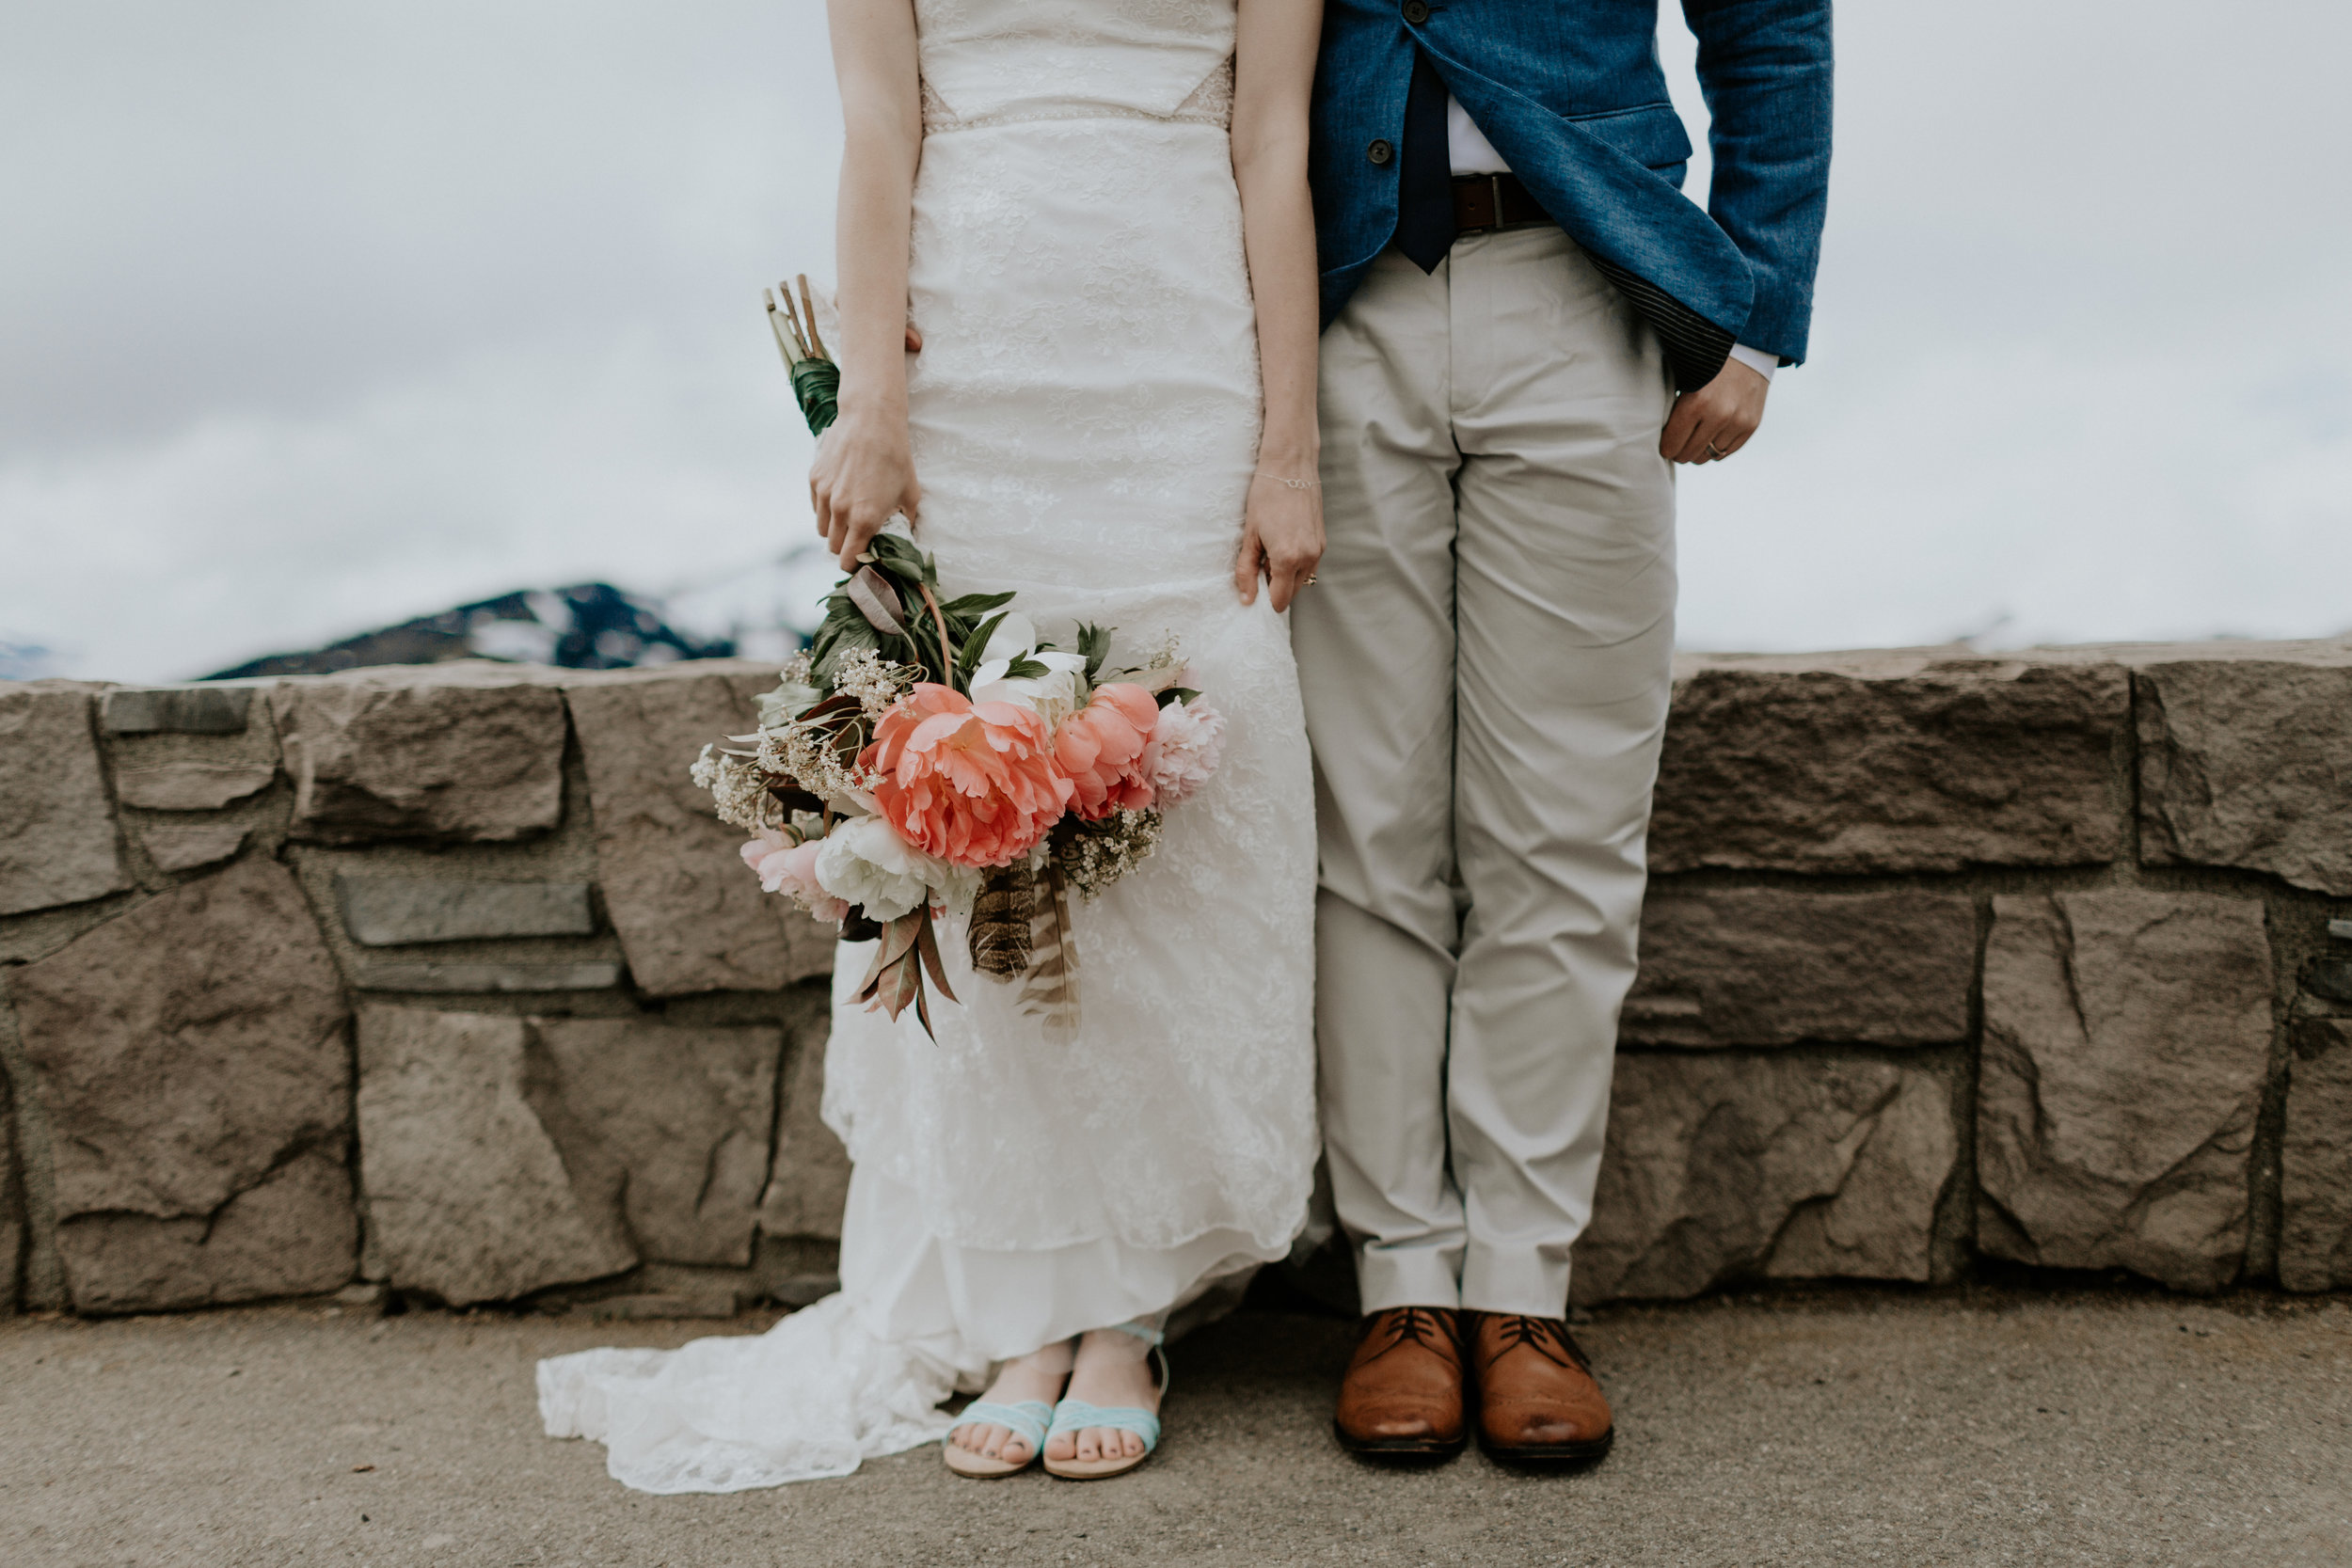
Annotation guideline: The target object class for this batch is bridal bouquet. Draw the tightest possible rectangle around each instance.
[695,305,1226,1037]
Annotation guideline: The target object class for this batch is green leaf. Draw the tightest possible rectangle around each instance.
[1155,687,1200,708]
[1003,655,1050,681]
[937,591,1018,620]
[955,611,1009,689]
[1074,622,1113,684]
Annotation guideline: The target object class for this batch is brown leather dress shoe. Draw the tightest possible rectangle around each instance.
[1333,1307,1468,1457]
[1470,1313,1614,1464]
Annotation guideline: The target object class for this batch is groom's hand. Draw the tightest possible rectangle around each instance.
[1661,357,1771,465]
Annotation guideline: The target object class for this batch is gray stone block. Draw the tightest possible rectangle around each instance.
[2330,919,2352,942]
[757,1015,850,1242]
[113,762,277,812]
[564,668,834,996]
[348,961,623,993]
[2137,660,2352,895]
[336,877,595,946]
[271,667,567,845]
[530,1019,780,1267]
[2301,958,2352,1007]
[1651,655,2127,874]
[2281,1021,2352,1292]
[56,1149,357,1315]
[7,859,358,1310]
[1625,889,1976,1048]
[101,686,254,735]
[1,1065,21,1312]
[138,822,249,874]
[1977,891,2273,1292]
[0,684,130,917]
[355,1007,635,1307]
[1571,1053,1958,1304]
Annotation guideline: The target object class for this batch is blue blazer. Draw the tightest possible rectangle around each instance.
[1311,0,1833,368]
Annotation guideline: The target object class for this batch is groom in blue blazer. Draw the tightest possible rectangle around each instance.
[1295,0,1832,1464]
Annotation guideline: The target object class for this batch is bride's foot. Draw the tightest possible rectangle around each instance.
[946,1339,1073,1472]
[1045,1328,1162,1466]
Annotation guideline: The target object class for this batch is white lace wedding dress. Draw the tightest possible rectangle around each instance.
[536,0,1317,1494]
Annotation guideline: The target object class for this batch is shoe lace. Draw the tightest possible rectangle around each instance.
[1363,1307,1458,1361]
[1484,1313,1592,1372]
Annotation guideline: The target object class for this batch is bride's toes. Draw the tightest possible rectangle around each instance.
[1075,1428,1102,1463]
[1044,1431,1076,1463]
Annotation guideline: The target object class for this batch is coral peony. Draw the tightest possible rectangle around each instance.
[1054,683,1160,821]
[1139,695,1225,808]
[862,683,1073,867]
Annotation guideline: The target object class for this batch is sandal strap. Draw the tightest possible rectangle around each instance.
[1047,1398,1161,1452]
[948,1399,1054,1450]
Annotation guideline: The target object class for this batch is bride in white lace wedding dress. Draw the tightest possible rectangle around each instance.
[536,0,1327,1492]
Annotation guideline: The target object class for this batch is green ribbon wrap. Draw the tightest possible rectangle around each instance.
[790,357,841,436]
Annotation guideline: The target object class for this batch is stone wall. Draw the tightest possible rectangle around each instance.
[1,645,2348,1316]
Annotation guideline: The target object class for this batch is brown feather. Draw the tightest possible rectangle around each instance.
[969,862,1036,980]
[1017,861,1081,1040]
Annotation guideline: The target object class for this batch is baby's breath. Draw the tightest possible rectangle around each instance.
[693,745,785,832]
[835,648,917,717]
[1057,809,1164,900]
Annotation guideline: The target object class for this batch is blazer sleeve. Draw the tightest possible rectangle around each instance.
[1679,0,1834,366]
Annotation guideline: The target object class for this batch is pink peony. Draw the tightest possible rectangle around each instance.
[740,831,849,922]
[1139,695,1225,808]
[1054,683,1160,821]
[863,683,1073,867]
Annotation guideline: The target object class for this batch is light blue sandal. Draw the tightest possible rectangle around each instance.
[1041,1322,1169,1481]
[943,1398,1054,1478]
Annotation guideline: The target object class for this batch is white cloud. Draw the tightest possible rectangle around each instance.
[4,0,2348,678]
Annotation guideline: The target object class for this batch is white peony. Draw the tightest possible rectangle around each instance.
[978,611,1038,664]
[1141,696,1226,808]
[813,815,946,922]
[968,613,1092,727]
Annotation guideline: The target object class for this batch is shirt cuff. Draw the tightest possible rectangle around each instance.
[1726,342,1778,383]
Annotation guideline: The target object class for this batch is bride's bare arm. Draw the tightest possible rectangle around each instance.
[1230,0,1326,611]
[813,0,924,570]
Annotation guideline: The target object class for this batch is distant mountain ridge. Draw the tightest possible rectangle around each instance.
[204,582,734,679]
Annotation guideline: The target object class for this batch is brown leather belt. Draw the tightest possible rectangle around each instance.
[1453,172,1552,236]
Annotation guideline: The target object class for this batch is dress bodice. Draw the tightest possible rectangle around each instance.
[915,0,1235,130]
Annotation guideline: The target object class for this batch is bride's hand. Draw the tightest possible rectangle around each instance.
[810,405,922,571]
[1233,462,1325,612]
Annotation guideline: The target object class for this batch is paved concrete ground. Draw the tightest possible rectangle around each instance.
[3,1288,2347,1568]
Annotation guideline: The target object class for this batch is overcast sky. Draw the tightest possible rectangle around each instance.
[4,1,2348,681]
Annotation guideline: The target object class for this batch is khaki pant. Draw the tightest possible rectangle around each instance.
[1295,229,1677,1316]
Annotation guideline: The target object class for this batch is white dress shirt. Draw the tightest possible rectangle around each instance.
[1446,95,1777,382]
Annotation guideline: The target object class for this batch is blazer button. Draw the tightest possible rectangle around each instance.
[1402,0,1430,23]
[1367,138,1393,166]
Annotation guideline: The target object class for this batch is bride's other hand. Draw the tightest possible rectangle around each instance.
[1233,461,1324,611]
[818,0,924,570]
[810,412,921,572]
[1230,0,1324,611]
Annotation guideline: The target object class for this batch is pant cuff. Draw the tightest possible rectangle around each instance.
[1354,1245,1464,1314]
[1460,1247,1571,1319]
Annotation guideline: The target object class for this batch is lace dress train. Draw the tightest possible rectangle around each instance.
[537,0,1317,1493]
